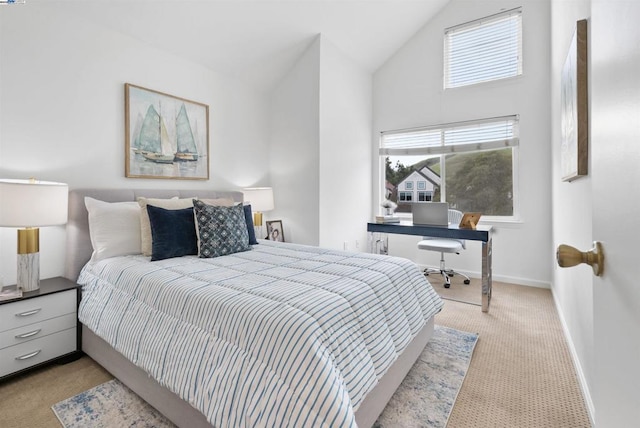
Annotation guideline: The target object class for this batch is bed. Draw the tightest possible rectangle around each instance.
[64,188,443,427]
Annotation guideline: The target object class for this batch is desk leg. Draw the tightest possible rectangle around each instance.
[481,236,493,312]
[368,232,388,255]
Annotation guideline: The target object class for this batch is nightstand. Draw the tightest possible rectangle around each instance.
[0,277,81,380]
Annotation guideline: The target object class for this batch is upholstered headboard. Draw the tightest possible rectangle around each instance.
[64,188,244,282]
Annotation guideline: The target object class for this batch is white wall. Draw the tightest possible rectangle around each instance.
[269,38,321,246]
[550,0,594,420]
[0,20,3,288]
[319,37,372,252]
[372,0,552,287]
[0,4,270,284]
[269,35,372,250]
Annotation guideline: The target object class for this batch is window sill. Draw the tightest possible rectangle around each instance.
[381,214,524,227]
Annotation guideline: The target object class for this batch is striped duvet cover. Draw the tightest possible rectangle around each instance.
[78,240,443,427]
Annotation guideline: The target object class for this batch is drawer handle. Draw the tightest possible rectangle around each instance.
[15,308,41,317]
[15,350,41,361]
[15,329,42,339]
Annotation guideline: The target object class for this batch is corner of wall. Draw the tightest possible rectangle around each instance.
[268,37,321,246]
[317,35,373,251]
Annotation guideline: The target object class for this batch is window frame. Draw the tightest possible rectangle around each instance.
[379,115,520,222]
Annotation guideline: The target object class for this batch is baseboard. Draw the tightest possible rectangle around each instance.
[416,264,551,289]
[550,289,596,427]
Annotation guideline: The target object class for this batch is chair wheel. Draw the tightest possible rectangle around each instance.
[444,283,451,289]
[464,279,470,285]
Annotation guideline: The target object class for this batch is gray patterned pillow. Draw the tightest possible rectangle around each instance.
[193,200,251,258]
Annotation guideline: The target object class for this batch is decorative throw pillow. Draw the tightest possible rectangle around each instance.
[137,197,196,256]
[85,197,142,262]
[193,200,251,258]
[243,204,258,245]
[147,205,198,261]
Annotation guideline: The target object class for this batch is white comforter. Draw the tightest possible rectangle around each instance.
[78,240,443,427]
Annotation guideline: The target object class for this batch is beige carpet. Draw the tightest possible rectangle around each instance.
[0,280,591,428]
[428,271,482,306]
[434,279,591,427]
[0,355,111,428]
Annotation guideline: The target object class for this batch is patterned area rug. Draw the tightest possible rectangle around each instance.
[52,325,478,428]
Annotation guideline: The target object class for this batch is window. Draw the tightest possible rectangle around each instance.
[405,182,413,190]
[398,191,413,202]
[418,191,432,202]
[381,115,518,218]
[417,181,427,190]
[444,8,522,89]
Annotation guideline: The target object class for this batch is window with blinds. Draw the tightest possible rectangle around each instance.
[380,116,519,218]
[444,8,522,89]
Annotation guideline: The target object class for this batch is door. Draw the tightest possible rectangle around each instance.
[591,2,640,425]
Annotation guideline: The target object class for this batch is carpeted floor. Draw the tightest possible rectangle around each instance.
[0,279,591,428]
[433,279,591,427]
[428,271,482,306]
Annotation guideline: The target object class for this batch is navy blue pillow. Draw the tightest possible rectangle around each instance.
[147,205,198,261]
[243,204,258,245]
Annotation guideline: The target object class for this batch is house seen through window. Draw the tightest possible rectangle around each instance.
[381,116,518,218]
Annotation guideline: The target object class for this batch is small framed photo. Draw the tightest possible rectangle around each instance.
[266,220,285,242]
[459,212,482,230]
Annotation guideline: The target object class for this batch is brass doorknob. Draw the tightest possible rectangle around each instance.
[556,241,604,276]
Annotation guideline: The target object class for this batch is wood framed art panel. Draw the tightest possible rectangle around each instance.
[266,220,285,242]
[125,83,209,180]
[560,19,588,182]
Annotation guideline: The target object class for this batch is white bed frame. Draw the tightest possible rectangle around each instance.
[64,188,435,428]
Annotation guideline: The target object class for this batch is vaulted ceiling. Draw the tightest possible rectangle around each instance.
[48,0,449,92]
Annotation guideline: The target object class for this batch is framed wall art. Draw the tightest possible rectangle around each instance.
[125,83,209,180]
[266,220,285,242]
[560,19,588,182]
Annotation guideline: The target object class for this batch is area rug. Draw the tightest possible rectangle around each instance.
[52,325,478,428]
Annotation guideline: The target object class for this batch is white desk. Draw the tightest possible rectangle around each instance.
[367,221,493,312]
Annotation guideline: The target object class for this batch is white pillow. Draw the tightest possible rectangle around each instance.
[199,198,236,207]
[85,197,142,262]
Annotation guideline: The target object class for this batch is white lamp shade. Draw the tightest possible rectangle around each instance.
[0,179,69,227]
[242,187,274,212]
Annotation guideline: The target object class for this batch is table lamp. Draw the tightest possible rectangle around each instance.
[0,179,68,292]
[242,187,274,228]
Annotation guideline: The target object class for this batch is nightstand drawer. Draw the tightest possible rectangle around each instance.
[0,327,76,378]
[0,290,76,332]
[0,313,77,350]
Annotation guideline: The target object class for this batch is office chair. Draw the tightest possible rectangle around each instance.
[417,209,471,288]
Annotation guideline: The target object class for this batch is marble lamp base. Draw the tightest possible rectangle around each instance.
[18,252,40,292]
[17,227,40,292]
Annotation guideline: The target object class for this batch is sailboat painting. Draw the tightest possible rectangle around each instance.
[125,83,209,179]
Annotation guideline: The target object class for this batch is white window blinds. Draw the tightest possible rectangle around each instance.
[380,115,519,156]
[444,8,522,89]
